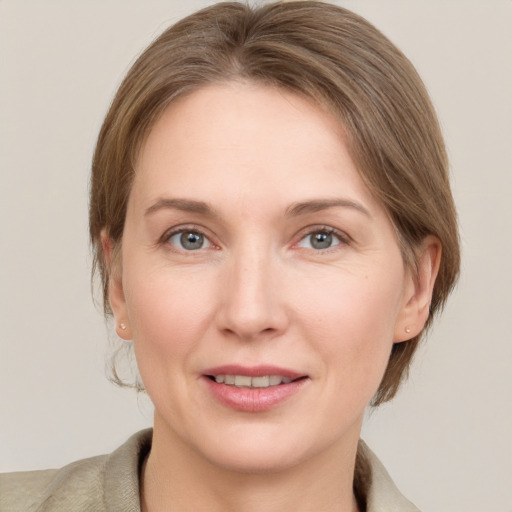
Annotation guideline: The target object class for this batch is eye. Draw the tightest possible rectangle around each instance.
[297,229,344,250]
[168,230,212,251]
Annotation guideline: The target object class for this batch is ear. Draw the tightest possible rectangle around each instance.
[101,230,132,340]
[394,235,441,343]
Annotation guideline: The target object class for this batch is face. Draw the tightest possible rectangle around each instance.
[110,82,422,473]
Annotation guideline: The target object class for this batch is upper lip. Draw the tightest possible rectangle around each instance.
[202,365,305,380]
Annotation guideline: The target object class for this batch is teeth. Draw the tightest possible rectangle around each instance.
[269,375,282,386]
[269,375,292,386]
[252,376,269,388]
[212,375,294,388]
[234,375,252,387]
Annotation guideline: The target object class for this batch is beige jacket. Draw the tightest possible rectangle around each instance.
[0,430,420,511]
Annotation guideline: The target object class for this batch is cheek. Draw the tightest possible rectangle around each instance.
[294,267,404,377]
[123,264,217,359]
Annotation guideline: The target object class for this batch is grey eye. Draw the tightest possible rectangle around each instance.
[310,232,333,249]
[169,231,210,251]
[298,230,341,250]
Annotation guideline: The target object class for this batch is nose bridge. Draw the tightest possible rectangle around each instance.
[219,238,286,339]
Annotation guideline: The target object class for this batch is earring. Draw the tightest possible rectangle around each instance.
[120,323,127,330]
[405,326,411,334]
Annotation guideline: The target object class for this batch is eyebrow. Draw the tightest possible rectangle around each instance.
[285,198,371,217]
[145,197,370,219]
[145,198,219,218]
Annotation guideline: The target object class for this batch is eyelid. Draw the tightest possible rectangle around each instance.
[293,225,351,248]
[159,224,219,251]
[158,223,351,252]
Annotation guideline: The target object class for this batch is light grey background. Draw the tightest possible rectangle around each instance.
[1,1,511,511]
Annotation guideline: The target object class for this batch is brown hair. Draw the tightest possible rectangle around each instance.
[90,0,460,406]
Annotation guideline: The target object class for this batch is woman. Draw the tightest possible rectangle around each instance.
[1,1,459,511]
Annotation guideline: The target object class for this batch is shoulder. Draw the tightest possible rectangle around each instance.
[0,454,108,512]
[360,440,421,512]
[0,429,152,512]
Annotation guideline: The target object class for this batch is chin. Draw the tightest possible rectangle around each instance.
[201,441,307,475]
[185,419,347,476]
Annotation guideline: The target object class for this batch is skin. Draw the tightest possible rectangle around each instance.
[105,82,440,512]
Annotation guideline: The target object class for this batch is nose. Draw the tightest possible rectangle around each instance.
[216,246,289,341]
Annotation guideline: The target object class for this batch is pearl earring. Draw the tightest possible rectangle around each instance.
[120,323,127,330]
[405,326,411,334]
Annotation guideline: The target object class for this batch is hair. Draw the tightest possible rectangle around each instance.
[89,1,460,408]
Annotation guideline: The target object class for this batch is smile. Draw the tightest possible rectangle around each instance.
[202,366,309,412]
[211,375,293,388]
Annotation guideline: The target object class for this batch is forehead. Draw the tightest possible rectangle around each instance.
[131,82,378,214]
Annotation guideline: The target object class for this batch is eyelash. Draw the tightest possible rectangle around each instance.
[160,225,350,253]
[160,225,217,253]
[294,225,350,252]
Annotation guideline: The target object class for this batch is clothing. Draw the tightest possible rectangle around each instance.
[0,429,420,511]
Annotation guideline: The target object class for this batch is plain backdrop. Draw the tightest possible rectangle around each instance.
[1,1,511,511]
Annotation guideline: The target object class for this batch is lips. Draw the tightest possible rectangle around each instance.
[213,374,292,388]
[202,365,308,412]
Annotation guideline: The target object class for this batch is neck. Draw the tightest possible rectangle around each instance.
[141,414,361,512]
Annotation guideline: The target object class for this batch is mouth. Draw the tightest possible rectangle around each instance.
[206,374,305,388]
[202,366,309,412]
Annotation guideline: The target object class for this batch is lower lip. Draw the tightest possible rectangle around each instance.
[203,377,308,412]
